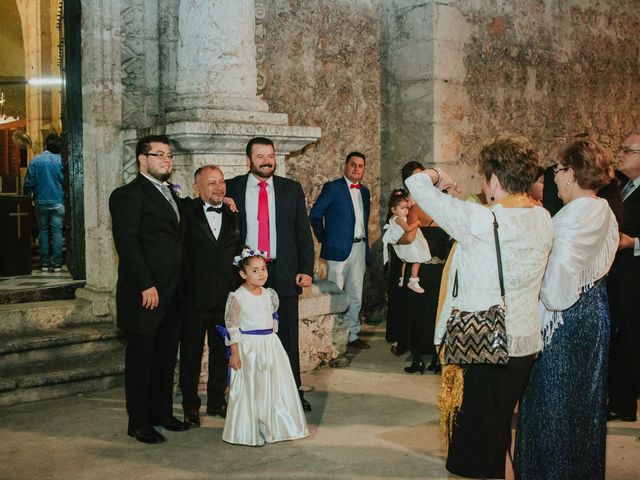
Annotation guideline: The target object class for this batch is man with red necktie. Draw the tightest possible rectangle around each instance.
[309,152,372,349]
[225,137,315,412]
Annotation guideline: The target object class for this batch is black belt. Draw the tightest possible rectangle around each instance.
[352,237,365,243]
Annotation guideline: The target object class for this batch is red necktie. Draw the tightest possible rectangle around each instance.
[350,183,360,189]
[258,181,270,258]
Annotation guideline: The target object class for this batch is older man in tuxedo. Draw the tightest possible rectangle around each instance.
[309,152,371,349]
[225,137,315,412]
[179,165,242,427]
[607,132,640,424]
[109,134,188,444]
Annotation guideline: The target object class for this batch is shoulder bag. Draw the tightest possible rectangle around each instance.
[442,211,509,365]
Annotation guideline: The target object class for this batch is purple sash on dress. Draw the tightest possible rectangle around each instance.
[240,328,273,335]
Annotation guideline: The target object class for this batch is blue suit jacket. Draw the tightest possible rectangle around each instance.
[309,177,371,263]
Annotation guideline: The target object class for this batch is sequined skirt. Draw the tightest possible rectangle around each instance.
[515,281,609,480]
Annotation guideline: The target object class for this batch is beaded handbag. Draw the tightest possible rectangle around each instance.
[442,212,509,365]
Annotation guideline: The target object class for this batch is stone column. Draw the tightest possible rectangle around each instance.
[163,0,269,119]
[74,0,123,316]
[122,0,321,190]
[15,0,62,154]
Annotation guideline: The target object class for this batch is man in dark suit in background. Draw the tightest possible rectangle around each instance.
[309,152,371,349]
[109,134,188,444]
[179,165,242,427]
[607,132,640,424]
[225,137,315,412]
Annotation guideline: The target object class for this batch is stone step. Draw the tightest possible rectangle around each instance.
[0,298,107,335]
[0,349,125,407]
[0,323,123,369]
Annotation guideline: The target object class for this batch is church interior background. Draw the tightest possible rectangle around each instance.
[0,0,638,462]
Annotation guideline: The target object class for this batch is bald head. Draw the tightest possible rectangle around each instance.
[617,133,640,180]
[193,165,226,205]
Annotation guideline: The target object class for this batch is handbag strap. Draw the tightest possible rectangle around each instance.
[452,211,505,301]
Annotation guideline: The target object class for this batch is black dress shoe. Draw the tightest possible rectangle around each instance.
[300,397,312,412]
[348,338,370,349]
[206,404,227,418]
[606,411,637,422]
[127,425,166,444]
[154,415,190,431]
[404,360,425,375]
[183,410,201,428]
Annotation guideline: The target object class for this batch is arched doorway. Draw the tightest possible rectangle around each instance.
[0,0,84,280]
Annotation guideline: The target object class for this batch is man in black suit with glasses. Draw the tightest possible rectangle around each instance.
[110,134,188,444]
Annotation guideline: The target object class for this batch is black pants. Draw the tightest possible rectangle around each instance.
[274,295,302,390]
[607,274,640,418]
[125,298,182,428]
[179,308,228,411]
[447,355,535,479]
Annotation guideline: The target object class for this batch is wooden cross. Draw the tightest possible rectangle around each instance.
[8,204,28,239]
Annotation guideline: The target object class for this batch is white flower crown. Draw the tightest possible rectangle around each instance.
[233,248,268,267]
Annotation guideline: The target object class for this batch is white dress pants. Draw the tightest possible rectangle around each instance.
[327,241,366,343]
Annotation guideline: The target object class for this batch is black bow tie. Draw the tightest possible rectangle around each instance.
[206,206,223,214]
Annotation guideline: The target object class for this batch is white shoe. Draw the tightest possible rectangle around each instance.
[407,278,424,294]
[52,267,62,272]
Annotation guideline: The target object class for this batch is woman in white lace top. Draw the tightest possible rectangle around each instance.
[405,134,553,479]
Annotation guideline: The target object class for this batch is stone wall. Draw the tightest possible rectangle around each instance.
[260,0,385,318]
[383,0,640,197]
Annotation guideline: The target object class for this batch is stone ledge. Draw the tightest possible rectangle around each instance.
[0,375,124,408]
[0,323,121,355]
[0,299,100,335]
[3,350,125,389]
[299,280,350,372]
[299,280,349,318]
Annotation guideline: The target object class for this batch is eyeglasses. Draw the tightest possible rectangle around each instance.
[618,147,640,155]
[552,164,570,175]
[146,152,174,160]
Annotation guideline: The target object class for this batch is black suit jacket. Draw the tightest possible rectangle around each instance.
[109,174,185,334]
[181,197,242,311]
[611,179,640,281]
[225,173,314,297]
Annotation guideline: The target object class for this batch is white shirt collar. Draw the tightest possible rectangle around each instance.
[343,176,360,188]
[248,173,274,188]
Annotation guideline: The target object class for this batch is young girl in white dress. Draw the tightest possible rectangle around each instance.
[222,248,309,447]
[382,189,431,293]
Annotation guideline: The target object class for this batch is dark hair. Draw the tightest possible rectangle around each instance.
[237,252,268,271]
[559,138,612,191]
[535,166,545,180]
[45,133,62,154]
[193,164,221,181]
[386,188,409,222]
[401,161,425,184]
[346,151,366,164]
[136,134,170,158]
[246,137,274,158]
[479,133,540,194]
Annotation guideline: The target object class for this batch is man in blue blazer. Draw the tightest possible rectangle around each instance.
[309,152,371,349]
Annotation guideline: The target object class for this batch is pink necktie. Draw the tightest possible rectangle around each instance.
[258,181,270,258]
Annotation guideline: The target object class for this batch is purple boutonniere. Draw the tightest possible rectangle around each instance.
[170,184,182,197]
